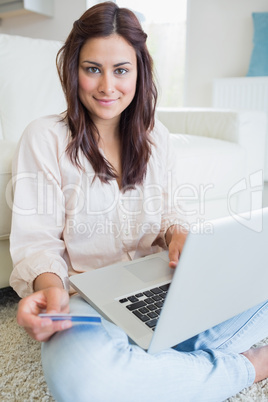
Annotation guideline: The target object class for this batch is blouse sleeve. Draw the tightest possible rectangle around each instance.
[9,117,69,298]
[153,120,188,248]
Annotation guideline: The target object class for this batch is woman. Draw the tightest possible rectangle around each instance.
[10,2,268,401]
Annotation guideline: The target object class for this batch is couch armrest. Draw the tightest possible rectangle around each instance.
[156,107,267,181]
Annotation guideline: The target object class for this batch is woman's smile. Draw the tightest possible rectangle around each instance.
[94,97,119,106]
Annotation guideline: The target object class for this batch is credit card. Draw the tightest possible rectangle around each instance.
[38,313,101,323]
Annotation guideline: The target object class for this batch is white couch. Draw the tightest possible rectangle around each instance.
[0,34,266,289]
[213,76,268,181]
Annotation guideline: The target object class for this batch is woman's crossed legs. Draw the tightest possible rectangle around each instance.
[41,295,268,402]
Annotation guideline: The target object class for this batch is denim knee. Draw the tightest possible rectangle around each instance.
[41,323,134,402]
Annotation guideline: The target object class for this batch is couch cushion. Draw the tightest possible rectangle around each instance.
[0,140,17,238]
[0,34,66,143]
[169,134,246,218]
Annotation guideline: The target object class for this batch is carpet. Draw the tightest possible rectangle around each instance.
[1,287,268,402]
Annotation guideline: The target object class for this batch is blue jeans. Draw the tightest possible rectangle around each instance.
[41,295,268,402]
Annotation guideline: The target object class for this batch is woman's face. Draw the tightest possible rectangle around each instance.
[78,34,137,129]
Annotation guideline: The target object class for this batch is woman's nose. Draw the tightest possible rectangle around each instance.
[98,73,115,95]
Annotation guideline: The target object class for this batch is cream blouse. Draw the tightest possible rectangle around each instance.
[9,115,184,298]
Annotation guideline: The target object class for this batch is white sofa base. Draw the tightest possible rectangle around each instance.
[0,239,12,289]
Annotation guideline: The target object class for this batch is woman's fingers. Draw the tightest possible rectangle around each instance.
[17,287,72,342]
[168,228,188,268]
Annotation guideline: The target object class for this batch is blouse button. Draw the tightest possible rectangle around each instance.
[122,214,127,220]
[125,230,129,236]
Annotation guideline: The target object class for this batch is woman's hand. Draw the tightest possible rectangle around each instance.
[165,225,188,269]
[17,287,72,342]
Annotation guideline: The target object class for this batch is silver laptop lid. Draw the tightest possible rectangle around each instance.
[148,207,268,353]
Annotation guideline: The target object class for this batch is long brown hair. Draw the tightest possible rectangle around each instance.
[57,1,158,189]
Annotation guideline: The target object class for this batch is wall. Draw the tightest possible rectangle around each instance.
[1,0,268,108]
[185,0,268,107]
[0,0,90,41]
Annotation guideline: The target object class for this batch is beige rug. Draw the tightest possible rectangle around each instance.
[1,288,268,401]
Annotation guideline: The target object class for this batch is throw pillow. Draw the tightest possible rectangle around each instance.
[247,12,268,77]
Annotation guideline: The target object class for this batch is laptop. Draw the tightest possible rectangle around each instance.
[70,207,268,354]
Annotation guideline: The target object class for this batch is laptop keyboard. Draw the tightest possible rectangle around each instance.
[118,283,170,330]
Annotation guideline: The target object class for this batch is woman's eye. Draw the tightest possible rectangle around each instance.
[115,68,127,75]
[87,67,100,74]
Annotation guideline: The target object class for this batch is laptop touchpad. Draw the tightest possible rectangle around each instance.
[125,258,171,283]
